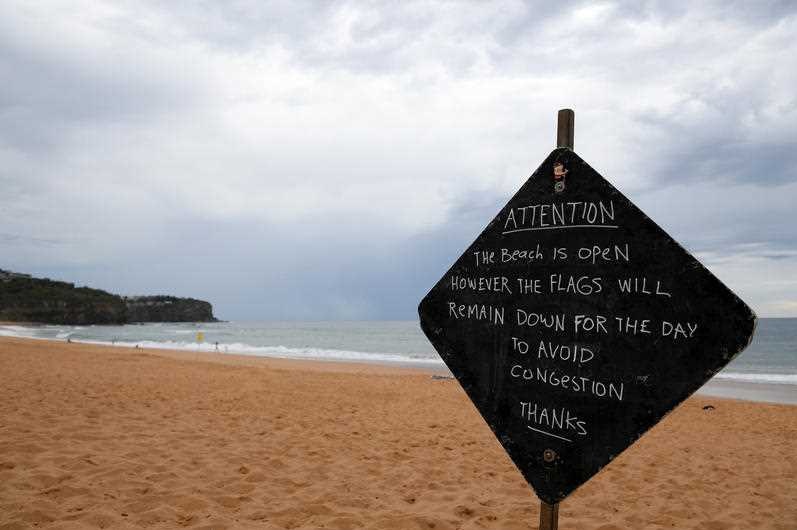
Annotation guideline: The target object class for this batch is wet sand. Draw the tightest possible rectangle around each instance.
[0,336,795,529]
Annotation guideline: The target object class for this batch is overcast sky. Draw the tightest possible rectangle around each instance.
[1,1,795,320]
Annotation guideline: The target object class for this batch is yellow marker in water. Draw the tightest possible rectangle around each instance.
[197,332,205,343]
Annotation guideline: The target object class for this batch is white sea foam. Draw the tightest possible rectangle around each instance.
[0,325,41,337]
[69,338,444,366]
[1,325,37,332]
[714,372,797,385]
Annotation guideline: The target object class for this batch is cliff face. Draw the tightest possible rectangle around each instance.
[125,296,217,323]
[0,269,217,325]
[0,276,127,325]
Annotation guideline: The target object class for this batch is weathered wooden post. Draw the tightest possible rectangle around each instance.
[539,500,559,530]
[556,108,574,150]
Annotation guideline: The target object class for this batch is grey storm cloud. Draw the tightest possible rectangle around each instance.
[1,0,796,319]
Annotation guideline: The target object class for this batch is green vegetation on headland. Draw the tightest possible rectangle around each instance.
[125,295,216,324]
[0,269,217,325]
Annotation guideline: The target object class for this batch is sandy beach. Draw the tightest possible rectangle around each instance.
[0,337,795,529]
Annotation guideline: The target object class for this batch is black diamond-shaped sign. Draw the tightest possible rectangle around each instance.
[418,148,756,505]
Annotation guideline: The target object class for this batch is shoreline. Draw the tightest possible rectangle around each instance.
[0,335,444,377]
[0,333,793,405]
[0,323,447,371]
[698,378,797,405]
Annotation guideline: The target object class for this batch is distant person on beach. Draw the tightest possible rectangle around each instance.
[214,342,219,352]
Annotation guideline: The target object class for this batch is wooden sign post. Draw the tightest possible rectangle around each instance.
[538,109,575,530]
[419,109,755,528]
[556,109,574,150]
[539,498,558,530]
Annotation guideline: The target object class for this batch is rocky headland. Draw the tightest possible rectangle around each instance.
[0,269,217,325]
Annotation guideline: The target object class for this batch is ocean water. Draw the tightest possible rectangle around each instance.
[1,318,795,394]
[0,321,442,366]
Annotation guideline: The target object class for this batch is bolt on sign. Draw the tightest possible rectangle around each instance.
[418,145,756,506]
